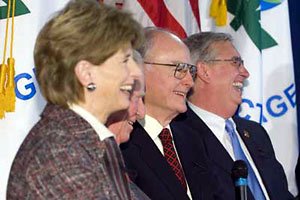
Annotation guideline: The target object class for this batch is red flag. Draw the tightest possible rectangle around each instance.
[120,0,201,38]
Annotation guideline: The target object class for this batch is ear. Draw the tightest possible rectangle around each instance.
[196,62,211,83]
[74,60,94,87]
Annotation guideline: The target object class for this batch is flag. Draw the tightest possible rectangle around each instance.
[0,0,297,198]
[119,0,298,195]
[0,0,69,198]
[121,0,201,38]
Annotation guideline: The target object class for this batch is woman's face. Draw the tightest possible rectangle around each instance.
[111,75,145,144]
[107,56,145,144]
[90,43,135,118]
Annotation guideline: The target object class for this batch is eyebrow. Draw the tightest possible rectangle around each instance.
[125,52,131,59]
[171,60,185,64]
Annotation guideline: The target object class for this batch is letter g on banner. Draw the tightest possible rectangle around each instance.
[239,83,296,123]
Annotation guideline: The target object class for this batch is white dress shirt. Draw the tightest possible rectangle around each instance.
[188,101,270,200]
[138,114,192,199]
[69,104,115,141]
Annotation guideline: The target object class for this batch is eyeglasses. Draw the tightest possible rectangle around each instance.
[144,61,197,80]
[205,56,244,67]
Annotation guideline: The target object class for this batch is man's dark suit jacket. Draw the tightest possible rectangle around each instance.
[171,106,294,200]
[296,157,300,196]
[7,104,149,200]
[121,121,215,200]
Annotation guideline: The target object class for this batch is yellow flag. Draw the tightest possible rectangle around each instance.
[210,0,227,26]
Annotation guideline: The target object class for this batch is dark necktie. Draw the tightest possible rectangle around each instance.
[225,119,265,200]
[159,128,187,191]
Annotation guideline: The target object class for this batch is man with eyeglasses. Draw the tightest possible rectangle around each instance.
[121,27,215,200]
[172,32,293,199]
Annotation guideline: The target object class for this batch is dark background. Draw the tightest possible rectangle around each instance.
[288,0,300,193]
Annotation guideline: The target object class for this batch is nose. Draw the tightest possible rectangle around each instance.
[181,70,194,88]
[239,64,250,78]
[136,98,145,119]
[128,57,141,77]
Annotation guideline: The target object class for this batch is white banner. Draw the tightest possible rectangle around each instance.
[0,0,68,199]
[0,0,298,198]
[199,0,298,195]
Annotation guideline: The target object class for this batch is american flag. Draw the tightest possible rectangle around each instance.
[102,0,201,38]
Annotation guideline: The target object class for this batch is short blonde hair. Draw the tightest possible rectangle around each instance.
[34,0,144,106]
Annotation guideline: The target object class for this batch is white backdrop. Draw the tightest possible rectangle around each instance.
[0,1,68,198]
[0,0,298,198]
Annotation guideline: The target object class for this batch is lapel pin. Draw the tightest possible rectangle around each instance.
[243,130,250,138]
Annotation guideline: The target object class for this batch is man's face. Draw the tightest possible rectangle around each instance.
[128,74,145,125]
[206,41,250,112]
[144,32,194,120]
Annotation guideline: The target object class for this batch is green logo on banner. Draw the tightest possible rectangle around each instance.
[227,0,277,50]
[0,0,30,19]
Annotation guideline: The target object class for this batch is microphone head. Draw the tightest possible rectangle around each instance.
[232,160,248,179]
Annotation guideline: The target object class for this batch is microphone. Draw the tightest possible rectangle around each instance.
[232,160,248,200]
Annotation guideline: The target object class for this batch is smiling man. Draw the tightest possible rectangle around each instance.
[172,32,293,200]
[120,27,217,200]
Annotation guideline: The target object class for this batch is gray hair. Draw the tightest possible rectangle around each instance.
[184,32,232,65]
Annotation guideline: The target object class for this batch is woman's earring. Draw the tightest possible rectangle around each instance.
[86,82,96,92]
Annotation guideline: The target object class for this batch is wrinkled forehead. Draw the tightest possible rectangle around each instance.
[148,32,191,63]
[211,41,240,58]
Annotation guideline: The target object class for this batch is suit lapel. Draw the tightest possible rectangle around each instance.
[171,121,208,199]
[234,118,270,179]
[132,123,188,198]
[172,123,207,173]
[233,117,274,199]
[185,107,233,174]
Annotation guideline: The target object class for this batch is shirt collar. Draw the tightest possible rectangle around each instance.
[188,101,227,134]
[69,104,115,141]
[138,114,171,140]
